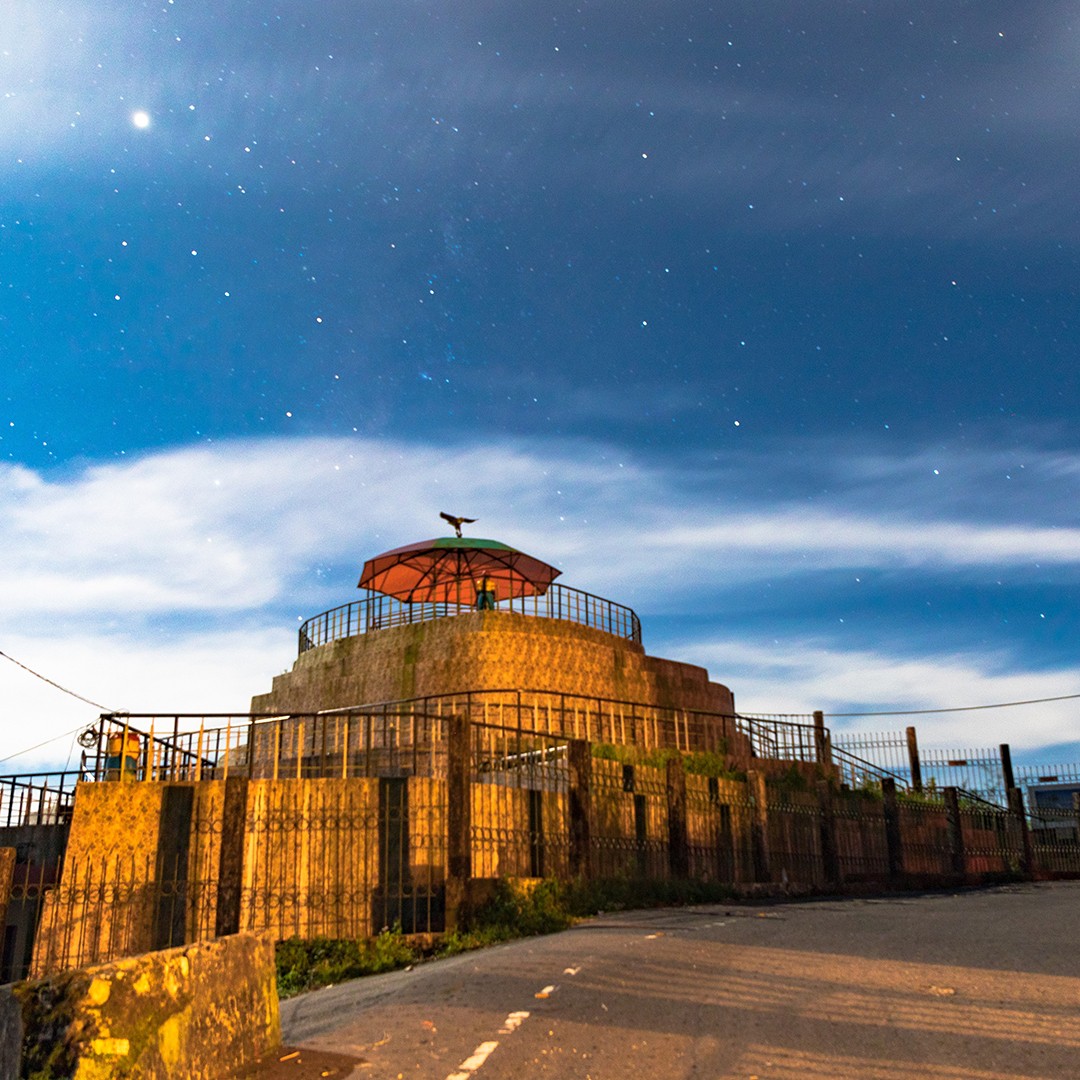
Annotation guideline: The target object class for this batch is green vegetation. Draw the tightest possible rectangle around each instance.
[276,925,420,998]
[591,742,743,780]
[274,875,738,998]
[561,875,736,914]
[439,877,572,956]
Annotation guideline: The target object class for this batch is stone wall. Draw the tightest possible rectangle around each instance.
[32,776,447,974]
[251,610,735,720]
[5,932,278,1079]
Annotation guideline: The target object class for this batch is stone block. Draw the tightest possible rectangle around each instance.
[10,932,279,1079]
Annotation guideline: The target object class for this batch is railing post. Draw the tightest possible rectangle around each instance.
[813,711,830,766]
[666,756,689,880]
[906,726,923,793]
[748,770,771,883]
[445,714,472,931]
[943,787,965,878]
[1000,744,1015,793]
[568,739,592,879]
[881,777,903,882]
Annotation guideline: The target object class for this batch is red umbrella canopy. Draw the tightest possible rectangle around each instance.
[358,537,562,605]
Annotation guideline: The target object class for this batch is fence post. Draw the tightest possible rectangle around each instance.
[214,775,249,937]
[445,714,472,931]
[816,780,840,888]
[1008,787,1032,878]
[881,778,903,882]
[813,711,831,766]
[666,756,689,880]
[906,727,923,793]
[748,770,771,883]
[568,739,592,879]
[943,787,965,878]
[1000,744,1016,793]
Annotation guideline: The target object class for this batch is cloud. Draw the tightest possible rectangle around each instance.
[1,432,1077,764]
[9,2,1078,242]
[3,434,1079,623]
[672,635,1080,752]
[0,626,292,770]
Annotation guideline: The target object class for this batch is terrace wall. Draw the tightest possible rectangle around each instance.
[251,611,735,726]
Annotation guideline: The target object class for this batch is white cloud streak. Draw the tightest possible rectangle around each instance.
[4,435,1077,620]
[1,433,1076,762]
[672,635,1080,751]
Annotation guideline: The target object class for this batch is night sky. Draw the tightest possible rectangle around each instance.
[3,0,1079,766]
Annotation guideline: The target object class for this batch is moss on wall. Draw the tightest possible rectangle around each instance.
[13,933,279,1079]
[252,611,735,725]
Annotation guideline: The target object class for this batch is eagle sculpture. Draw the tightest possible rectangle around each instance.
[439,511,477,538]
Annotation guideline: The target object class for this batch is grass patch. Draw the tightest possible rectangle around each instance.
[591,742,742,780]
[276,876,739,998]
[276,925,420,998]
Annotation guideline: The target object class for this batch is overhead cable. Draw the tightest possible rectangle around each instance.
[826,691,1080,718]
[0,649,113,711]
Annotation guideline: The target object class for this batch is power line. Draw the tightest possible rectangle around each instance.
[826,691,1080,718]
[0,724,89,765]
[0,649,113,711]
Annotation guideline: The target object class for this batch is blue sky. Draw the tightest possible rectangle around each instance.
[2,0,1079,767]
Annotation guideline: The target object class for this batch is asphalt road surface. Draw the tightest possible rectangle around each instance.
[270,882,1080,1080]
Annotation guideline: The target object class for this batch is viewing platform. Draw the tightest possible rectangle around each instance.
[298,582,643,654]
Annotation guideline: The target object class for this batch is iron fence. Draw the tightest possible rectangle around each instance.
[830,743,911,793]
[298,583,643,653]
[0,772,82,828]
[79,689,812,784]
[830,731,1026,806]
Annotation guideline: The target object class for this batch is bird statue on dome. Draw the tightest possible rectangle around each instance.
[439,511,477,538]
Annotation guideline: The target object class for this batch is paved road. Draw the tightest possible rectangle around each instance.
[275,882,1080,1080]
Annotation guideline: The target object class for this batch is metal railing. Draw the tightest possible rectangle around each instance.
[298,583,642,653]
[830,743,911,793]
[0,772,82,828]
[76,690,823,785]
[734,713,819,763]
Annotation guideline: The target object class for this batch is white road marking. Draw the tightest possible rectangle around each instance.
[535,984,557,998]
[447,1009,534,1079]
[446,1040,500,1080]
[500,1011,530,1034]
[563,966,581,975]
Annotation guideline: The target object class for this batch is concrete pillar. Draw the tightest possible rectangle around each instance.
[666,756,689,880]
[1008,787,1032,877]
[748,770,771,883]
[944,787,965,878]
[215,776,249,937]
[154,785,194,950]
[568,739,592,879]
[0,847,14,939]
[816,781,840,888]
[881,778,904,882]
[445,715,471,930]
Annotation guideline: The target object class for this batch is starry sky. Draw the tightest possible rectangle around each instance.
[3,0,1079,767]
